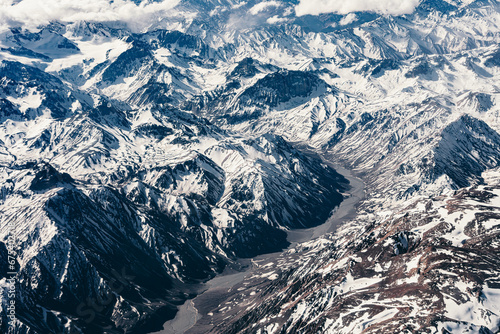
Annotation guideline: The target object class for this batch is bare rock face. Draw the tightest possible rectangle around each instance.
[230,58,259,78]
[238,70,329,108]
[432,115,500,188]
[29,163,74,191]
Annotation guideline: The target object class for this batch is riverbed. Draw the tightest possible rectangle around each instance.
[153,156,365,334]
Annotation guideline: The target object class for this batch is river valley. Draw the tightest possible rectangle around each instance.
[154,154,365,334]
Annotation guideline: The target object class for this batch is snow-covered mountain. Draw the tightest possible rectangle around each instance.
[1,0,500,332]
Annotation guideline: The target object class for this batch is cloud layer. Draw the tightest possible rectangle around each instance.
[249,1,282,15]
[295,0,421,16]
[0,0,421,33]
[0,0,180,31]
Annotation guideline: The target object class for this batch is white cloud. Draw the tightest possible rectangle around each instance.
[0,0,180,31]
[232,1,248,9]
[249,1,282,15]
[266,15,289,24]
[339,13,357,25]
[295,0,421,16]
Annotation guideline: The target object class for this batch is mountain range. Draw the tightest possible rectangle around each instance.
[1,0,500,333]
